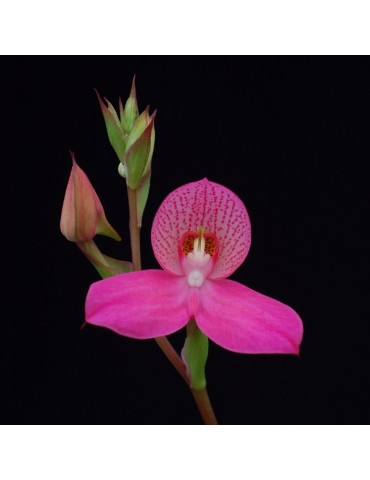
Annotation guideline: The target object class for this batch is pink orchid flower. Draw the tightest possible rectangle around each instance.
[85,179,303,354]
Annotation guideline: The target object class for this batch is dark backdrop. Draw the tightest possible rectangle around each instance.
[4,56,369,424]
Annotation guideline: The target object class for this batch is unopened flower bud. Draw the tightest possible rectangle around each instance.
[60,153,121,242]
[96,78,156,192]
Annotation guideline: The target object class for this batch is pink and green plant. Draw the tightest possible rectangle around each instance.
[61,78,303,424]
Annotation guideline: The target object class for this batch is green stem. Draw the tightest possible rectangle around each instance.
[77,239,108,265]
[155,337,189,384]
[127,187,141,271]
[191,388,218,425]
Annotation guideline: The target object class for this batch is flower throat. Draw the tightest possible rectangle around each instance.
[181,227,218,257]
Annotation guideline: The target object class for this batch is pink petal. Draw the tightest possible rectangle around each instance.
[151,179,251,278]
[196,279,303,354]
[85,270,190,339]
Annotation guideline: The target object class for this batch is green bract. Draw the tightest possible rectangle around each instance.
[124,112,155,190]
[120,77,139,134]
[182,320,209,391]
[95,90,126,163]
[79,240,133,279]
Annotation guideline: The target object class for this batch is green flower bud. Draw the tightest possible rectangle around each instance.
[95,78,156,229]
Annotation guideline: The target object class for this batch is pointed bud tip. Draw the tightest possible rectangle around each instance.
[130,75,137,96]
[69,150,77,165]
[94,88,108,111]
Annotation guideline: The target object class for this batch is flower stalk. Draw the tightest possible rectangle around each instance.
[191,388,218,425]
[154,336,189,384]
[127,187,142,271]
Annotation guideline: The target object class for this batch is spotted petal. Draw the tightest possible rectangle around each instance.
[151,179,251,279]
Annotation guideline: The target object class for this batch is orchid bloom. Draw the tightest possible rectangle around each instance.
[85,179,303,354]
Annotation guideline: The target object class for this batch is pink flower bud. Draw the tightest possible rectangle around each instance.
[60,153,121,242]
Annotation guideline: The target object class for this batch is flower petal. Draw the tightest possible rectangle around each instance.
[196,279,303,354]
[151,179,251,278]
[85,270,189,339]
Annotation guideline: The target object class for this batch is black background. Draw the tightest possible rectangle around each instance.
[4,57,369,424]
